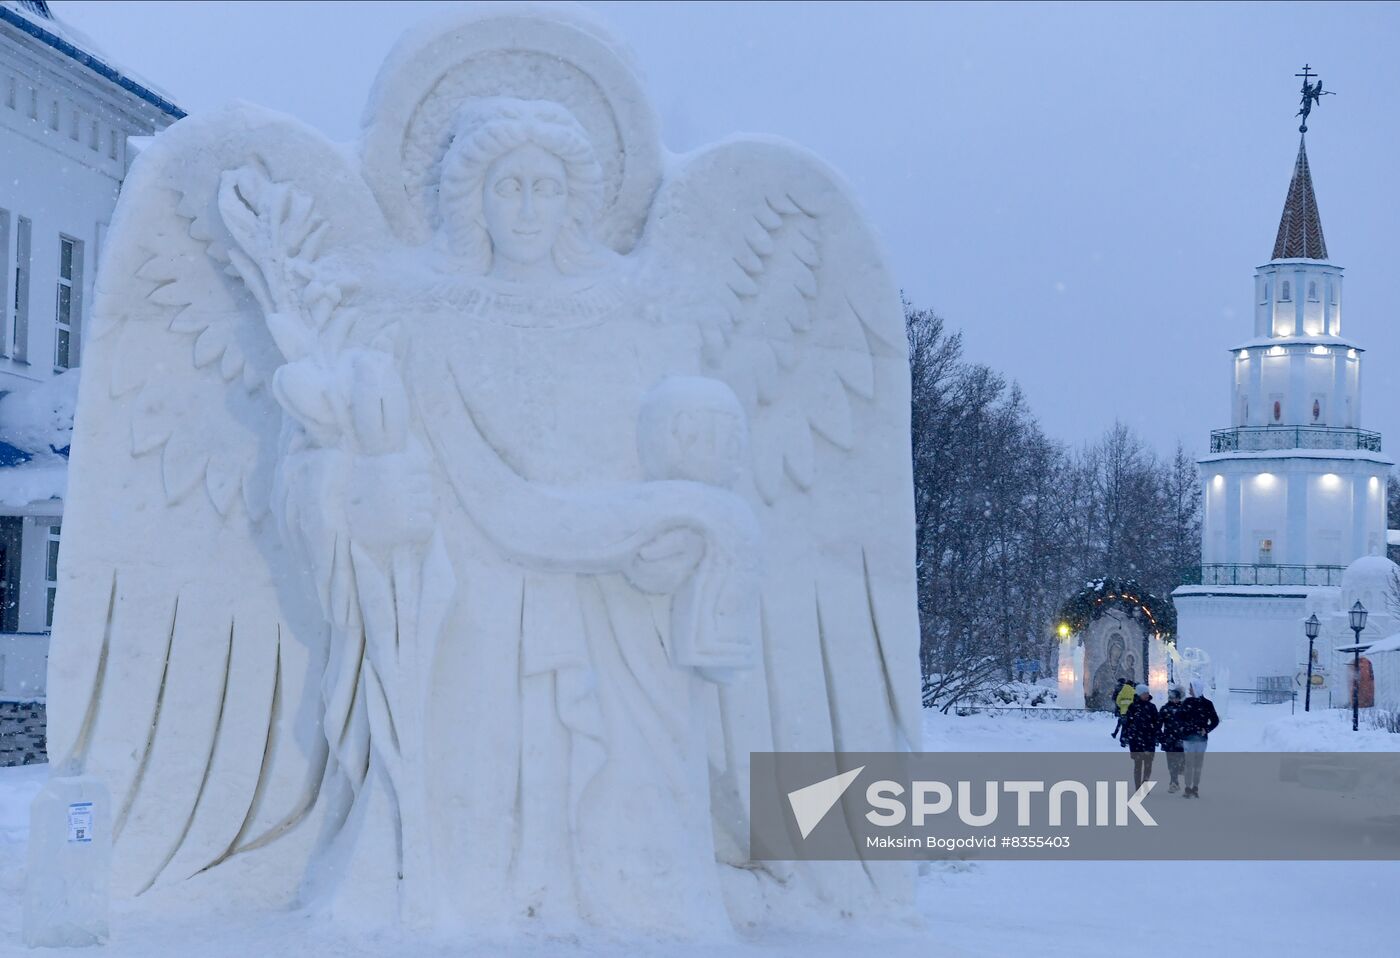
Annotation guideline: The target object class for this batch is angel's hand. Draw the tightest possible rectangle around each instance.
[345,439,435,550]
[624,527,706,594]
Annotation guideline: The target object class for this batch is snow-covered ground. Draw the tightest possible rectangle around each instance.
[922,701,1397,956]
[923,697,1400,752]
[0,700,1394,956]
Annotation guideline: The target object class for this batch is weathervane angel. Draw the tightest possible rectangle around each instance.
[46,5,918,936]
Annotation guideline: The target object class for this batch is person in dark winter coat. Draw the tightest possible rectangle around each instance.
[1120,684,1160,791]
[1158,687,1187,792]
[1110,678,1134,744]
[1177,681,1221,798]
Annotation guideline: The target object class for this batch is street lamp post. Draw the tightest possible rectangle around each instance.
[1348,601,1367,732]
[1303,613,1320,712]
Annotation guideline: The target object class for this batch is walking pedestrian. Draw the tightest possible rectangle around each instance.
[1158,686,1187,793]
[1178,680,1220,798]
[1110,677,1135,745]
[1121,684,1160,791]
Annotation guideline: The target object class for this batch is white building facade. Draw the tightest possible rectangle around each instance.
[1173,131,1392,690]
[0,1,181,700]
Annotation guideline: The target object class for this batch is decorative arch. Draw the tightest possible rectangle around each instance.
[1055,577,1177,708]
[1055,576,1176,642]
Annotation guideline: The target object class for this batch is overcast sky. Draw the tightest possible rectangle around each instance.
[53,0,1400,457]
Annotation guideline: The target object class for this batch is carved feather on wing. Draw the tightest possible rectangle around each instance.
[644,140,920,911]
[47,103,387,898]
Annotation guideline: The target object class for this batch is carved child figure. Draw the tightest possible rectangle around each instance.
[633,376,753,680]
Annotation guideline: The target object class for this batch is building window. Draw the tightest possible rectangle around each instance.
[108,129,118,160]
[1259,281,1269,305]
[27,86,36,120]
[1258,538,1274,565]
[1280,280,1291,302]
[69,106,79,141]
[88,120,99,151]
[46,98,57,130]
[5,76,14,110]
[55,236,82,369]
[0,517,20,633]
[45,523,60,630]
[1308,281,1318,301]
[12,216,30,362]
[1272,399,1282,422]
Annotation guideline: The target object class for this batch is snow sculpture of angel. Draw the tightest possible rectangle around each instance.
[45,5,919,936]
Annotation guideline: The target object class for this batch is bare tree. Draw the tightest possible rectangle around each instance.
[907,303,1202,709]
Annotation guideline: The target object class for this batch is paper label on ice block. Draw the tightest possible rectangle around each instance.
[67,802,94,843]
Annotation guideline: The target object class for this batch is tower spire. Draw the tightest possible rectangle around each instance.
[1273,67,1331,261]
[1272,136,1328,260]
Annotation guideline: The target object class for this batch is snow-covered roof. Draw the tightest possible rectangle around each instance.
[1360,632,1400,655]
[1342,553,1399,592]
[0,372,74,508]
[0,1,184,119]
[1226,334,1362,353]
[1172,584,1313,599]
[1198,447,1393,466]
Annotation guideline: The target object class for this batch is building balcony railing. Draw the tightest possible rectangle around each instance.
[1209,425,1382,454]
[1195,563,1345,587]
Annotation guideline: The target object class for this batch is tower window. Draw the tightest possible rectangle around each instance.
[1273,400,1282,422]
[1308,281,1318,301]
[1280,281,1291,302]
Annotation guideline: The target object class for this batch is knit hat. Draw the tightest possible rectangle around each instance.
[1168,686,1183,700]
[1135,683,1149,696]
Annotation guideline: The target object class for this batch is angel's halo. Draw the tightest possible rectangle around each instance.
[360,2,663,257]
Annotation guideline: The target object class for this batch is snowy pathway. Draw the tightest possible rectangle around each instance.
[921,701,1397,956]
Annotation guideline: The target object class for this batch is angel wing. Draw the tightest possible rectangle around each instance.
[46,103,387,898]
[643,140,920,905]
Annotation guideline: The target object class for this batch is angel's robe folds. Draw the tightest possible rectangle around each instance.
[394,283,730,932]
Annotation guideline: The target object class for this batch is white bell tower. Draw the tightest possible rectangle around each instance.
[1202,132,1389,576]
[1174,68,1393,686]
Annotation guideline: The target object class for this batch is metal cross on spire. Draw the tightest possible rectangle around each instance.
[1295,64,1334,133]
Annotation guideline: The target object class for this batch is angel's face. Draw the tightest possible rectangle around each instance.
[482,143,569,273]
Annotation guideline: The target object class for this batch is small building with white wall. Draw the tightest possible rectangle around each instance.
[1303,554,1398,712]
[1173,127,1392,692]
[0,1,182,702]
